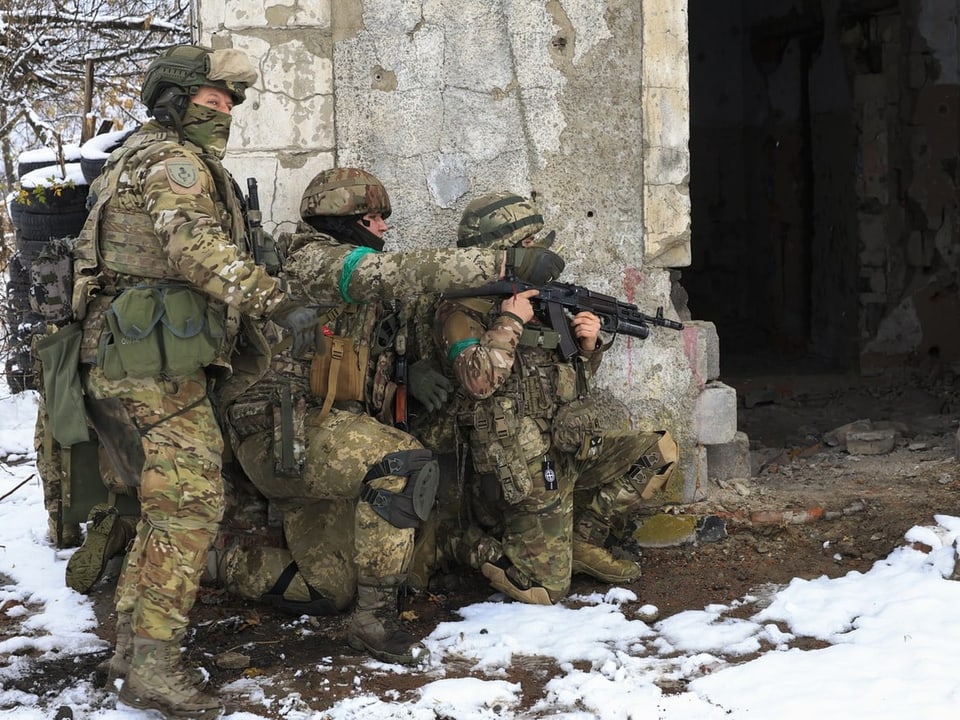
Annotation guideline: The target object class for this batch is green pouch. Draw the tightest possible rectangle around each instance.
[160,287,222,376]
[100,287,164,379]
[36,322,90,446]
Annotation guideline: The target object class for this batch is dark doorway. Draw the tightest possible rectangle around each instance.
[684,0,910,375]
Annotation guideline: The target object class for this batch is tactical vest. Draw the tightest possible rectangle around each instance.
[451,297,591,419]
[449,298,604,503]
[72,127,241,370]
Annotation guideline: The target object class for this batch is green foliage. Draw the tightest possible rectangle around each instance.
[16,178,78,206]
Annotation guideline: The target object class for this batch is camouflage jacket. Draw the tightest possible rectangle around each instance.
[73,120,285,371]
[228,228,505,427]
[434,296,605,417]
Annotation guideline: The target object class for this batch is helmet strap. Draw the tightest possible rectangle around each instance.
[153,87,191,143]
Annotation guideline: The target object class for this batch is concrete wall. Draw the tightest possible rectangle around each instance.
[199,0,722,502]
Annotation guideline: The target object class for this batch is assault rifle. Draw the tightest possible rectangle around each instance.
[245,177,265,266]
[441,280,684,360]
[245,178,284,275]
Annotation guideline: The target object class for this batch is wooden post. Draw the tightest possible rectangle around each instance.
[81,59,95,144]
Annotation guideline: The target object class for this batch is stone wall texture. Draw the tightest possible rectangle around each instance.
[199,0,712,501]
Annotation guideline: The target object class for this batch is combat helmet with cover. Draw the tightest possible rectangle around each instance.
[141,45,258,125]
[457,192,551,250]
[299,168,392,250]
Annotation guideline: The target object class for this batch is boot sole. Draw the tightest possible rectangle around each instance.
[65,511,119,593]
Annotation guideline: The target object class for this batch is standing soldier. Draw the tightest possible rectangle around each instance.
[434,192,682,604]
[69,45,316,719]
[216,168,564,665]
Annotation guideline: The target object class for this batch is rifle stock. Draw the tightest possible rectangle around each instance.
[441,279,683,360]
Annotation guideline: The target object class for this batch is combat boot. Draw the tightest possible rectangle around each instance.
[66,505,136,594]
[348,576,428,665]
[571,539,641,582]
[572,513,641,583]
[481,557,553,605]
[118,636,222,719]
[95,612,132,690]
[445,526,504,570]
[97,614,206,692]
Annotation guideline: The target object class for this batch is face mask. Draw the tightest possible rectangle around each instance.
[181,102,231,158]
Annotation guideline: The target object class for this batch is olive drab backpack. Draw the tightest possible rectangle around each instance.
[8,141,141,548]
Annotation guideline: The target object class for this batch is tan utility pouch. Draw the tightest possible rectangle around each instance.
[308,335,369,419]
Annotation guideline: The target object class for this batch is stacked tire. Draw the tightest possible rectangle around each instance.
[5,147,89,393]
[4,130,135,393]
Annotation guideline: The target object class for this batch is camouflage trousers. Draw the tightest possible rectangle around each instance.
[33,400,79,547]
[231,406,424,606]
[84,366,224,642]
[471,429,679,599]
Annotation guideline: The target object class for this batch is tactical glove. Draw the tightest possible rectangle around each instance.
[269,298,321,358]
[407,359,454,412]
[507,247,565,285]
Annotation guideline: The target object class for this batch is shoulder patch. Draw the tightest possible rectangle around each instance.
[164,160,201,194]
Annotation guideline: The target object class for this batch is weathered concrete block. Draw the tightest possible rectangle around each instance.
[682,444,708,504]
[683,320,720,388]
[847,428,896,455]
[707,431,751,480]
[694,381,737,445]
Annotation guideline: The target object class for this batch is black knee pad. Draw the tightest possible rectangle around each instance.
[361,449,439,529]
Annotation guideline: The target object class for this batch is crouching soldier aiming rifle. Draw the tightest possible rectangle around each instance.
[434,191,684,605]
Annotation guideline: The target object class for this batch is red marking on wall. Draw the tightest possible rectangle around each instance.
[622,267,643,304]
[683,326,705,390]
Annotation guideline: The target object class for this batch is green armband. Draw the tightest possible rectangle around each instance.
[447,337,479,363]
[338,246,378,304]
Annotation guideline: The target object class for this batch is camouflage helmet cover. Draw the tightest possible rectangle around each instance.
[141,45,258,111]
[300,168,392,220]
[457,192,546,249]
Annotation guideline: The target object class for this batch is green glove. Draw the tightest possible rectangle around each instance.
[507,247,565,285]
[407,359,454,412]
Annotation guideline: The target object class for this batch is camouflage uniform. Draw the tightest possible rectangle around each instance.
[217,167,521,665]
[68,46,297,719]
[433,192,681,604]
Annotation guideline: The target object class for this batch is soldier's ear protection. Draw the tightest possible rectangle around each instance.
[152,86,192,125]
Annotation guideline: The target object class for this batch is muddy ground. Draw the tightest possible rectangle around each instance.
[4,366,959,715]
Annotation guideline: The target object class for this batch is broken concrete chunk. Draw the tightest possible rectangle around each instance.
[823,419,872,447]
[846,428,896,455]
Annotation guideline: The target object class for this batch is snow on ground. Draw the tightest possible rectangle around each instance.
[2,387,959,719]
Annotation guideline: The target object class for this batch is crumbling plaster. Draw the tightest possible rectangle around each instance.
[199,0,710,501]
